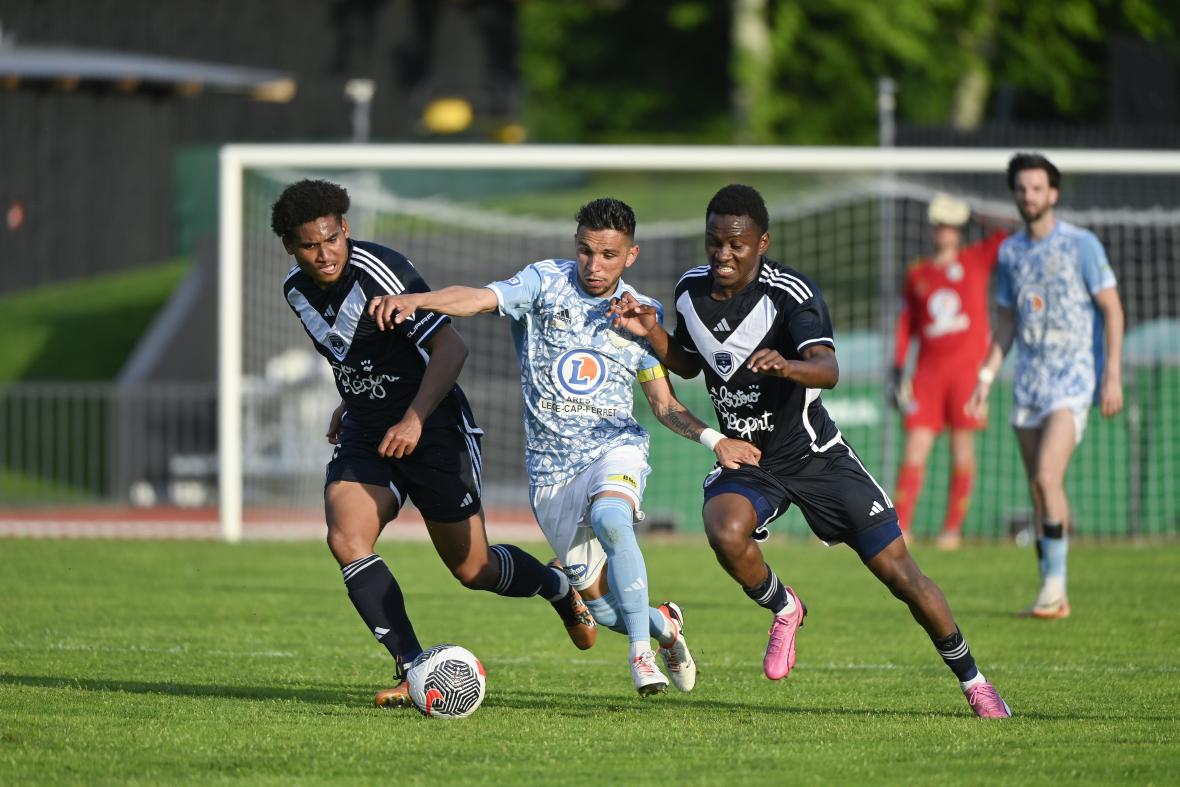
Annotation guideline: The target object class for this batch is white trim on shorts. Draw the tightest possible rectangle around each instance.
[1010,395,1091,445]
[529,443,650,591]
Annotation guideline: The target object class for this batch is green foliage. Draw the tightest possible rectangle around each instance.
[1,539,1178,783]
[0,260,189,382]
[519,1,732,142]
[518,0,1179,144]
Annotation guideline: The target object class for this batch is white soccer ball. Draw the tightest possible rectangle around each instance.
[406,644,486,719]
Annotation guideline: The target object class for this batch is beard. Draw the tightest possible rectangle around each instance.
[1019,202,1050,223]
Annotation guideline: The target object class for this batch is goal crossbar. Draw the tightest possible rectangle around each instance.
[218,143,1180,542]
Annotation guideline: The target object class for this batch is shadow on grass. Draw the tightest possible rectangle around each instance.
[8,673,1166,723]
[0,672,362,706]
[483,687,977,719]
[485,687,1176,723]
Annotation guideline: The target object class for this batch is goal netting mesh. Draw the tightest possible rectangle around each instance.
[224,148,1180,543]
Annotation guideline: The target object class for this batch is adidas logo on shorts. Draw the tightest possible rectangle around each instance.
[460,493,473,507]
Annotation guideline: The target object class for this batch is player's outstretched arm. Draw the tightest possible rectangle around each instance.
[1093,286,1125,417]
[967,306,1016,420]
[639,375,760,469]
[377,324,468,459]
[368,286,498,330]
[607,292,701,378]
[747,344,839,388]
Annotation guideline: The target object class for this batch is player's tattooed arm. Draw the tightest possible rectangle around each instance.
[747,344,839,388]
[641,376,761,468]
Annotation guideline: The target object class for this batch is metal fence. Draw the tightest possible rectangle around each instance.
[0,382,217,508]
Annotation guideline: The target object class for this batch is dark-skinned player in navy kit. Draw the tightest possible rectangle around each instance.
[608,184,1010,718]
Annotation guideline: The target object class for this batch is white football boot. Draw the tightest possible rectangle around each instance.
[656,601,697,692]
[630,650,668,697]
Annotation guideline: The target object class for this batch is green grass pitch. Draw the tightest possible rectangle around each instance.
[2,538,1177,785]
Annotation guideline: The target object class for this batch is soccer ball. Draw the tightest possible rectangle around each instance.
[406,644,486,719]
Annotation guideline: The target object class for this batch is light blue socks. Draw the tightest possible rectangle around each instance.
[583,592,672,643]
[589,497,652,645]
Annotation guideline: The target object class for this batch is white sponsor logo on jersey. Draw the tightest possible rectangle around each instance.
[553,349,608,397]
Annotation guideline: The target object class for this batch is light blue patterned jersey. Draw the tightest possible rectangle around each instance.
[485,260,665,485]
[996,220,1116,410]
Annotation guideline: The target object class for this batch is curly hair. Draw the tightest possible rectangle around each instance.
[1006,153,1061,191]
[706,184,769,235]
[270,179,351,239]
[574,197,636,238]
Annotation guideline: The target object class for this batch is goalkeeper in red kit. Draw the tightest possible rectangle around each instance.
[889,194,1007,549]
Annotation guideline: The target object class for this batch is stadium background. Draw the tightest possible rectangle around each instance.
[1,0,1178,542]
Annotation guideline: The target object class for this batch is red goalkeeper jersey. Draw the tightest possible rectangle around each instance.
[894,231,1006,370]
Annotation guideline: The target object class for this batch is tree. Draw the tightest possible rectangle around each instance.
[518,0,1179,144]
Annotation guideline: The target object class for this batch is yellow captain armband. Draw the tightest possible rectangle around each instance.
[636,364,667,384]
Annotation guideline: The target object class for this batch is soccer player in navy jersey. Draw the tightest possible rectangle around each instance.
[271,179,595,709]
[968,153,1124,619]
[609,184,1011,717]
[369,198,760,696]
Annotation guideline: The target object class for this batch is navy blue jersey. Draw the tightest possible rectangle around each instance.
[672,257,840,467]
[282,239,477,438]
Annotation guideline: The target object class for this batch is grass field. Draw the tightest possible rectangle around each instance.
[2,538,1177,785]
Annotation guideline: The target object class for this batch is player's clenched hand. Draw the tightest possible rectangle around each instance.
[1100,375,1124,418]
[746,348,790,377]
[607,291,658,336]
[326,401,345,445]
[378,415,423,458]
[965,382,989,421]
[715,438,760,469]
[368,294,423,330]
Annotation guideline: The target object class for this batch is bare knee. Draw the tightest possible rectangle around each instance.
[875,556,928,601]
[705,516,750,558]
[1032,469,1063,500]
[326,527,374,566]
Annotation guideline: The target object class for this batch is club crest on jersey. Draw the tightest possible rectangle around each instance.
[713,351,734,375]
[553,349,607,397]
[326,332,349,359]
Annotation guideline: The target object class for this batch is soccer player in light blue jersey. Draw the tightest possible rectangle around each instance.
[968,153,1125,619]
[368,198,761,696]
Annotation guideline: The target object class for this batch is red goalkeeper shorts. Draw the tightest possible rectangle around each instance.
[903,363,985,432]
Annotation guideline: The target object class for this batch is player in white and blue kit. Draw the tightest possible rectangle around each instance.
[969,154,1125,618]
[369,198,761,696]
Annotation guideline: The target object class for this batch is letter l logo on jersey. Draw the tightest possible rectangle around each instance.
[553,349,608,396]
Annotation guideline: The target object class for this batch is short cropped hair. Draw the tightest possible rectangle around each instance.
[575,198,636,238]
[1007,153,1061,191]
[270,179,351,240]
[706,184,769,235]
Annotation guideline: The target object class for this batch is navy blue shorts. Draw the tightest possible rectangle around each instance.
[702,440,901,562]
[326,422,483,523]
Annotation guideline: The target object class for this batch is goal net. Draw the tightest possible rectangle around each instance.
[219,145,1180,543]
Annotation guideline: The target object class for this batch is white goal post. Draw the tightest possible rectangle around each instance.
[218,144,1180,542]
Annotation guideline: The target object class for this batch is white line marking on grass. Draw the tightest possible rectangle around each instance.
[35,642,296,658]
